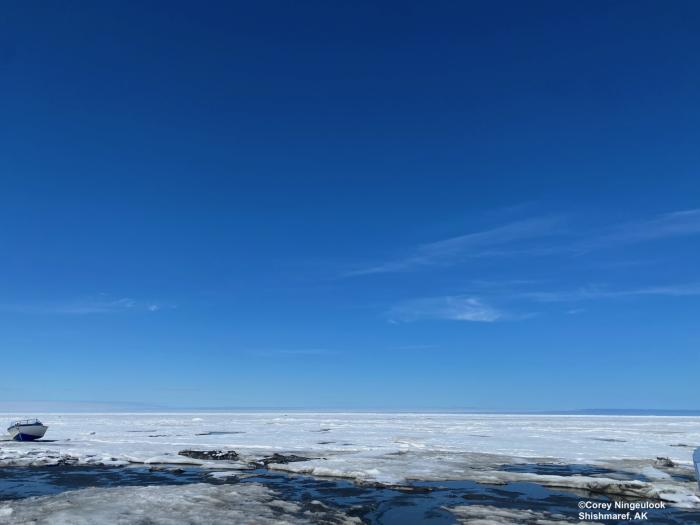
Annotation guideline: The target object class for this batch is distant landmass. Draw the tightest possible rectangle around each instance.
[538,408,700,416]
[0,402,698,416]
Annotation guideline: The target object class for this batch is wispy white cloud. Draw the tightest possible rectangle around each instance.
[519,283,700,303]
[391,344,440,351]
[247,348,339,357]
[575,208,700,253]
[635,283,700,296]
[273,348,337,356]
[347,209,700,277]
[388,296,503,323]
[345,208,700,323]
[385,282,700,324]
[0,296,169,315]
[347,217,565,276]
[606,208,700,243]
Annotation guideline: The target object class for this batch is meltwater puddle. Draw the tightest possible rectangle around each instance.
[1,465,699,524]
[501,463,620,477]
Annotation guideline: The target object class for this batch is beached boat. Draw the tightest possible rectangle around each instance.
[7,419,48,441]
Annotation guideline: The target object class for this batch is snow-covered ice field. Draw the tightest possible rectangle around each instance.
[1,413,698,472]
[1,412,699,522]
[1,413,698,461]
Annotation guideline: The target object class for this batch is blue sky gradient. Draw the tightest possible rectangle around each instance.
[1,1,699,410]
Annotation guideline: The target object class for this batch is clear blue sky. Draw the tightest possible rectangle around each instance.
[1,1,699,411]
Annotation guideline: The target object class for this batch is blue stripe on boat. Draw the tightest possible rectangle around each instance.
[12,433,42,441]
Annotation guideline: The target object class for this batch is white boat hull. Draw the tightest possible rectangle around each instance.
[8,424,48,441]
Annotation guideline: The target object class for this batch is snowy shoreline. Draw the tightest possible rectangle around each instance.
[1,413,699,510]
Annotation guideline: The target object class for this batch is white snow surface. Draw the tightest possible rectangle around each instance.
[0,412,698,506]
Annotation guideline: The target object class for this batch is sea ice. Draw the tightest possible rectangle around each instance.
[0,482,360,525]
[448,505,598,525]
[0,412,698,508]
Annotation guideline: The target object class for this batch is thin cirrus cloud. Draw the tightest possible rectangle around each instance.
[574,208,700,252]
[362,209,700,324]
[518,283,700,303]
[607,208,700,243]
[346,216,565,276]
[385,282,700,324]
[0,297,168,315]
[388,296,503,323]
[246,348,340,357]
[346,209,700,277]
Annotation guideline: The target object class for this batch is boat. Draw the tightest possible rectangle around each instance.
[7,419,48,441]
[695,448,700,490]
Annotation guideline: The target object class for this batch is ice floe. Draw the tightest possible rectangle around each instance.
[448,505,598,525]
[0,482,360,525]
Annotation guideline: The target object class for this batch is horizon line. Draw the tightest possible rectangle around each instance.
[1,405,699,416]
